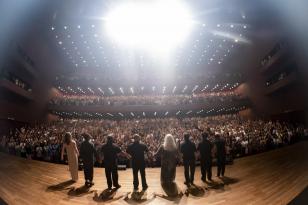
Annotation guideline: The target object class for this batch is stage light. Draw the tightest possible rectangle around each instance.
[104,0,193,52]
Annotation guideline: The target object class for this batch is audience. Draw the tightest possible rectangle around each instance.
[49,92,242,107]
[1,114,305,168]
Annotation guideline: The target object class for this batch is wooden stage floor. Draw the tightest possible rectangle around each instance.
[0,142,308,205]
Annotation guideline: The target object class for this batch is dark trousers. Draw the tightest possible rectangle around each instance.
[200,158,212,180]
[184,160,195,183]
[132,166,147,189]
[105,165,119,189]
[217,156,226,177]
[83,161,94,182]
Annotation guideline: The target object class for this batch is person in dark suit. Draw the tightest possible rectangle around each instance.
[127,134,149,191]
[80,133,98,187]
[214,134,226,177]
[101,135,128,190]
[197,132,213,182]
[180,133,197,187]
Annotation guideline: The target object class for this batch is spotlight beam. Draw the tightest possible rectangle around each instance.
[104,0,193,52]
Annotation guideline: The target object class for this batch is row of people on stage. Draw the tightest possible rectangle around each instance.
[3,115,305,166]
[61,131,226,190]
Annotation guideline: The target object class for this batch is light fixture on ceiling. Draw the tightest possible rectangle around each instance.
[104,0,193,52]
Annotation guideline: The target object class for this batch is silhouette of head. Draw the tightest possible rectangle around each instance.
[107,135,113,144]
[164,134,177,151]
[82,133,91,141]
[64,132,72,145]
[134,134,140,143]
[202,132,208,140]
[184,133,190,142]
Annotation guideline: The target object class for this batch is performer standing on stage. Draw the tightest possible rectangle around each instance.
[80,133,98,187]
[155,134,179,186]
[127,134,149,191]
[214,134,226,177]
[61,132,79,182]
[197,132,213,182]
[180,133,197,187]
[101,135,126,190]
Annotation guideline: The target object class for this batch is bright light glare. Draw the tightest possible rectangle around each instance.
[105,0,193,52]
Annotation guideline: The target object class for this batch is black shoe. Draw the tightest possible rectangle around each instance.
[201,177,206,182]
[85,180,91,187]
[89,182,94,187]
[108,187,112,191]
[114,184,121,189]
[133,187,138,192]
[142,185,148,191]
[184,181,191,187]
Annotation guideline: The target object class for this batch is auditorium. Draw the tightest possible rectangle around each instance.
[0,0,308,204]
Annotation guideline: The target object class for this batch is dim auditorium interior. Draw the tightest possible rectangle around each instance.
[0,0,308,204]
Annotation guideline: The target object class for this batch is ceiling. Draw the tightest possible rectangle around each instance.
[1,0,287,86]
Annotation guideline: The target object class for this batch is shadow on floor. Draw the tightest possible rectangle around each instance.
[184,184,205,197]
[203,176,239,193]
[93,188,124,202]
[205,180,225,193]
[220,176,240,185]
[124,190,155,204]
[67,185,95,197]
[46,180,75,192]
[154,182,183,203]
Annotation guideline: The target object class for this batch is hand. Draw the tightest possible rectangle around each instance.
[126,154,132,159]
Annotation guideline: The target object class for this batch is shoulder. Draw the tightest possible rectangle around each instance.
[113,144,121,149]
[127,144,133,150]
[88,142,95,148]
[157,145,163,152]
[141,143,148,150]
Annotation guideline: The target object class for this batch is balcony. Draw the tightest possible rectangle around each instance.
[260,48,288,73]
[48,98,249,114]
[12,52,38,79]
[265,72,297,95]
[0,79,33,101]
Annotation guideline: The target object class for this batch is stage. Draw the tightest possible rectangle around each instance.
[0,142,308,205]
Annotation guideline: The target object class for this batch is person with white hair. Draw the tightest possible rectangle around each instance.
[155,134,179,186]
